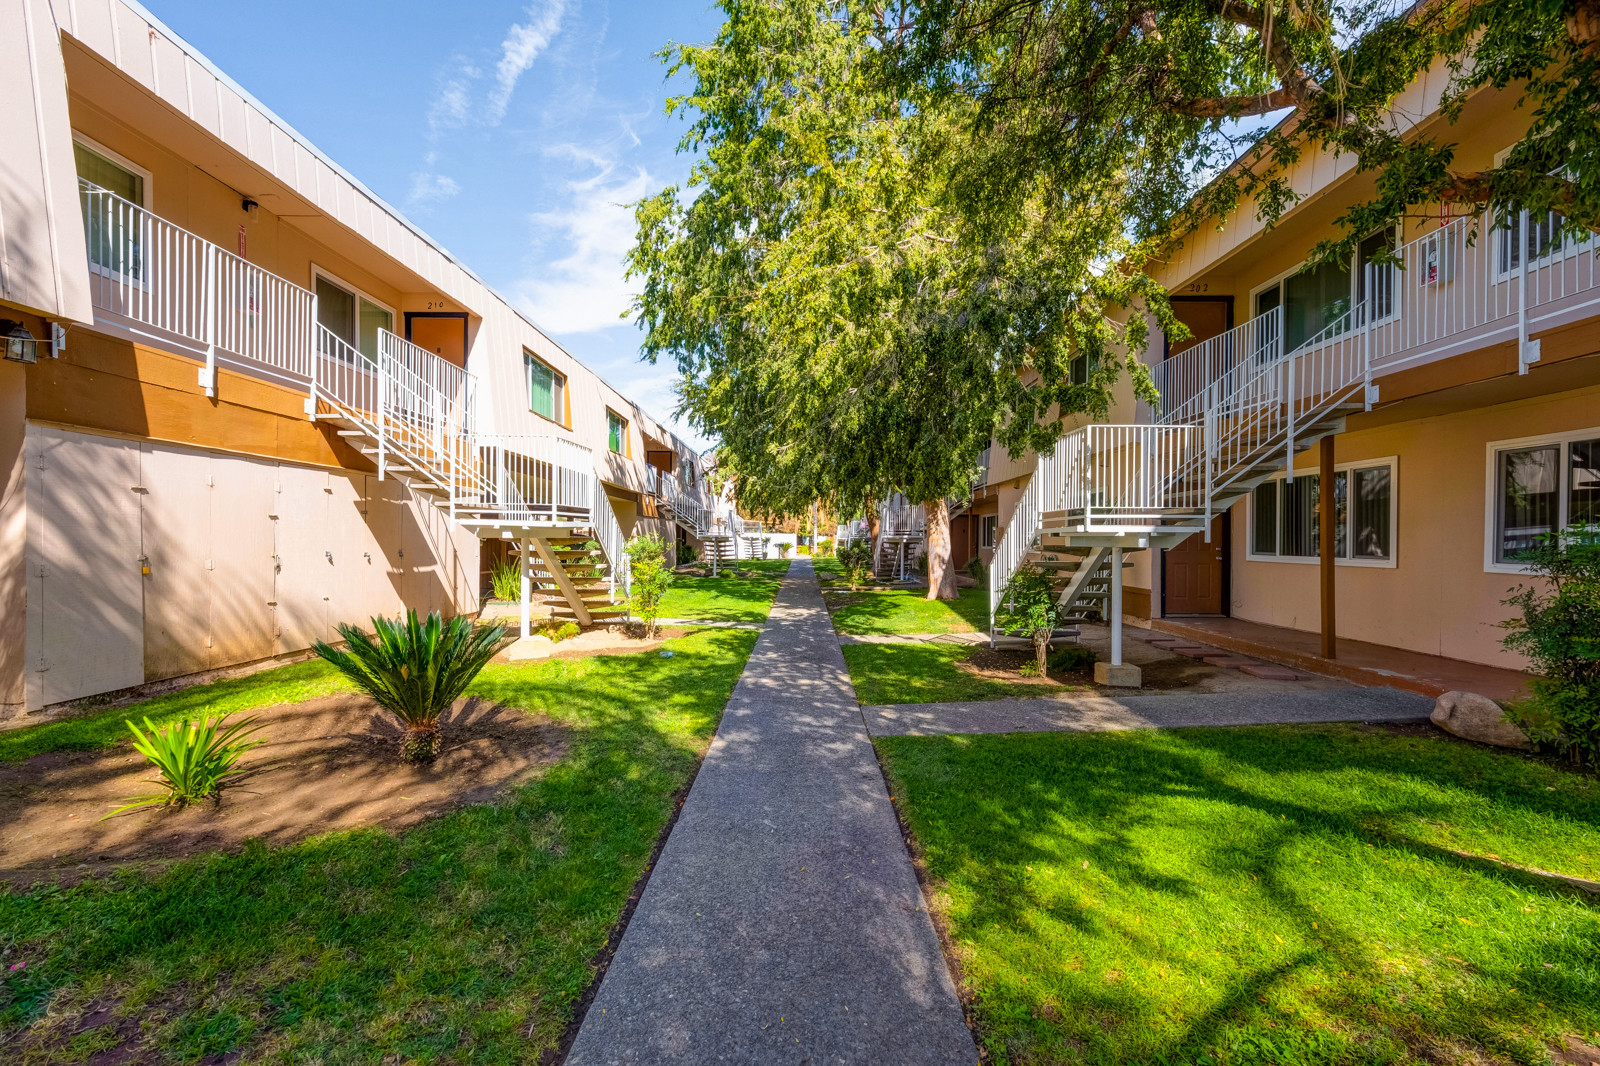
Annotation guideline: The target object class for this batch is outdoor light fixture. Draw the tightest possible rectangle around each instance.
[0,321,38,364]
[241,197,259,216]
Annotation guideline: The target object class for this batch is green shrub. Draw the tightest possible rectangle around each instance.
[778,542,791,558]
[966,556,987,588]
[815,537,833,557]
[107,712,265,817]
[1502,526,1600,765]
[676,541,698,567]
[1047,643,1097,674]
[489,557,521,602]
[995,563,1070,676]
[838,540,875,589]
[314,610,508,763]
[550,621,581,642]
[625,533,676,639]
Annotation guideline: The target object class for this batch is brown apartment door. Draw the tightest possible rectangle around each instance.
[1161,296,1233,615]
[1165,515,1228,615]
[405,313,470,368]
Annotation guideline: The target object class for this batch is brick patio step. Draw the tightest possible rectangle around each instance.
[1239,663,1300,680]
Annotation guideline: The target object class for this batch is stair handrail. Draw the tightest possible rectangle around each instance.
[1153,307,1283,425]
[589,477,632,605]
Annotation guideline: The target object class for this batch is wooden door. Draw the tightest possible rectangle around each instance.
[405,313,469,367]
[1163,515,1227,615]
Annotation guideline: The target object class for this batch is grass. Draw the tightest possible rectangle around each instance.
[658,568,783,623]
[0,627,758,1064]
[828,586,990,636]
[876,723,1600,1066]
[0,659,350,764]
[842,642,1087,705]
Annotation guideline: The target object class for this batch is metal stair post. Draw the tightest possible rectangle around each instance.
[1110,547,1124,667]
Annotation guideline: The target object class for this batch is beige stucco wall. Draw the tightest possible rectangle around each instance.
[1228,383,1600,668]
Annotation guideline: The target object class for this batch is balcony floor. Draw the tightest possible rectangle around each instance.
[1150,615,1534,702]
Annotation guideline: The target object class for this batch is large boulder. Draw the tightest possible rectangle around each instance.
[1431,690,1531,748]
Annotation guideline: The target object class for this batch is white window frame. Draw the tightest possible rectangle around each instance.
[1248,227,1401,340]
[1487,146,1594,282]
[73,133,154,288]
[1483,427,1600,574]
[979,514,998,549]
[310,265,396,358]
[1245,456,1399,569]
[72,133,152,206]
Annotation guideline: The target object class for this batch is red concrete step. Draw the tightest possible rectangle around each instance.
[1202,655,1259,668]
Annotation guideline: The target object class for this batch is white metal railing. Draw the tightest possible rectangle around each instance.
[988,446,1051,630]
[1056,424,1209,528]
[588,479,632,603]
[465,434,594,523]
[1154,307,1283,421]
[81,179,317,396]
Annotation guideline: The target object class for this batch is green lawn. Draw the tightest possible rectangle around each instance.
[877,724,1600,1066]
[0,659,350,763]
[828,586,990,635]
[843,642,1087,704]
[1,627,758,1064]
[659,569,783,623]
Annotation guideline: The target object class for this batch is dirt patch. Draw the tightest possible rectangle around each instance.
[956,647,1067,686]
[0,694,566,882]
[1132,656,1217,692]
[495,626,692,664]
[1554,1036,1600,1066]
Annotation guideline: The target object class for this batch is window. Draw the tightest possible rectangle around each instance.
[1248,459,1396,566]
[1494,208,1589,277]
[1251,229,1396,352]
[526,352,567,424]
[680,457,696,488]
[979,514,998,549]
[1488,430,1600,568]
[1069,354,1099,385]
[73,136,151,281]
[607,410,628,455]
[312,269,393,361]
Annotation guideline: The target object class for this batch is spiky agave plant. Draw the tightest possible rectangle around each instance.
[314,610,508,763]
[105,712,266,818]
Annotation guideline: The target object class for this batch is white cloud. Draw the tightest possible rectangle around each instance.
[513,155,652,334]
[489,0,568,122]
[427,0,567,131]
[407,172,462,207]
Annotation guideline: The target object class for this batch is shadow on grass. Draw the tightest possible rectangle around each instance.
[0,628,758,1065]
[826,587,989,636]
[879,724,1600,1066]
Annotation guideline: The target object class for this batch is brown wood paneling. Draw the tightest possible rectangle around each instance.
[1374,341,1517,404]
[1124,586,1152,620]
[24,330,374,471]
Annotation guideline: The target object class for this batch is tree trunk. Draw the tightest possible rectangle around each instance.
[400,723,442,763]
[924,498,958,601]
[1034,629,1050,676]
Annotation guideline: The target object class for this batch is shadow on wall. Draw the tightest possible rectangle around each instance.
[25,424,478,709]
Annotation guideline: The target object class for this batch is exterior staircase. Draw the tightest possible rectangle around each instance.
[988,300,1374,660]
[875,497,926,582]
[533,536,629,626]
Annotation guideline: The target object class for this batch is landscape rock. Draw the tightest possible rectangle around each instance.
[1431,690,1530,748]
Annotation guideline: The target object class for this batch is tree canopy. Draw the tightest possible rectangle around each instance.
[628,0,1166,594]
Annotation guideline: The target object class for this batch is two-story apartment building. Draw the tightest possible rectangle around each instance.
[959,60,1595,680]
[0,0,724,717]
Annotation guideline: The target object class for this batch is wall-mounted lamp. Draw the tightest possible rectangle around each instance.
[241,197,259,217]
[0,321,38,364]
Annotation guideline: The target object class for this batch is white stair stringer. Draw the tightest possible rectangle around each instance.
[989,299,1378,650]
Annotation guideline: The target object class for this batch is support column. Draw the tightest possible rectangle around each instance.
[1319,435,1337,659]
[519,534,532,640]
[1094,545,1141,688]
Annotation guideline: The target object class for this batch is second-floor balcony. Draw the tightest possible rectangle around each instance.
[74,180,601,530]
[1152,208,1599,421]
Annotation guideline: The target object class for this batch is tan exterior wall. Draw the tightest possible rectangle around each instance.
[0,355,28,715]
[1227,381,1600,669]
[22,422,478,711]
[0,0,92,322]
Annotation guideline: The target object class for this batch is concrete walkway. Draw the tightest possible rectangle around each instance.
[566,560,977,1065]
[864,686,1433,737]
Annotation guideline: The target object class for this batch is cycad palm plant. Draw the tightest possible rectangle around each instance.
[313,610,508,762]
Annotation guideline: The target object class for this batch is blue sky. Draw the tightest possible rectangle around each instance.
[146,0,724,448]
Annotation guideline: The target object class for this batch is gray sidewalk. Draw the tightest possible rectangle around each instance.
[864,686,1433,737]
[566,559,977,1065]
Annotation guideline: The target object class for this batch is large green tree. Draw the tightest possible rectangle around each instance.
[889,0,1599,260]
[629,0,1166,599]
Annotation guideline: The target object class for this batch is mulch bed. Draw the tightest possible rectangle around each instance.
[0,695,567,883]
[956,646,1218,692]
